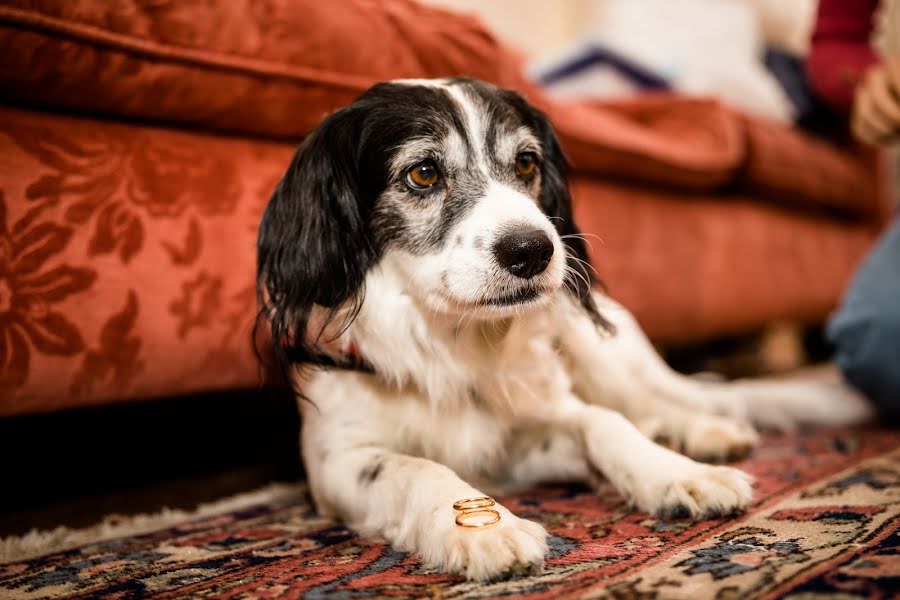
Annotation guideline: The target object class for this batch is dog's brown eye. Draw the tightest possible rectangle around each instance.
[515,152,537,178]
[406,162,440,189]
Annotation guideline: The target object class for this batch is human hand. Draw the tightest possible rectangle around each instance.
[851,60,900,146]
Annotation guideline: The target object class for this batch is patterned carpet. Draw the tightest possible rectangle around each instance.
[1,428,898,599]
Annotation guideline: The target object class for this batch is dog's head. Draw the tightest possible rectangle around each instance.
[258,78,603,368]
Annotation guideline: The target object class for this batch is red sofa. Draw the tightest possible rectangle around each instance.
[0,0,889,417]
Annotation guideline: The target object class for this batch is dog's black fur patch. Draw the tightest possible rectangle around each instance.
[257,83,462,371]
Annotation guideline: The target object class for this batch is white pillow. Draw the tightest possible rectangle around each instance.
[584,0,795,123]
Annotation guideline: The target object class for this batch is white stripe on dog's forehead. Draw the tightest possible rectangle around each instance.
[390,78,452,88]
[444,85,487,170]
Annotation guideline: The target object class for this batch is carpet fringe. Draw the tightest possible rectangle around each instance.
[0,482,304,564]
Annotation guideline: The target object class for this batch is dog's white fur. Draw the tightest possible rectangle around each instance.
[288,80,874,581]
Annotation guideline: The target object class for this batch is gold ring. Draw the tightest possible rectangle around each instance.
[455,508,501,528]
[452,496,495,511]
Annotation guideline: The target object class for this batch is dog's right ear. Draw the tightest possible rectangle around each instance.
[256,106,376,371]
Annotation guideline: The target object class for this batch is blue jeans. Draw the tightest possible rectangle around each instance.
[827,217,900,420]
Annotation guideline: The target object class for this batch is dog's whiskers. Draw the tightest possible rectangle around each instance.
[561,232,604,243]
[561,233,603,253]
[567,253,599,278]
[564,263,591,290]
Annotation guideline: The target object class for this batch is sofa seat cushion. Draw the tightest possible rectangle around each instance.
[573,178,881,343]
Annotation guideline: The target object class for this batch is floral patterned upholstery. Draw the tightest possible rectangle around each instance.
[0,107,291,415]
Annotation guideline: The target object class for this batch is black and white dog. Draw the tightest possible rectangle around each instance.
[257,78,872,581]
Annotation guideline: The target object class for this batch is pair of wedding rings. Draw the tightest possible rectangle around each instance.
[453,496,500,528]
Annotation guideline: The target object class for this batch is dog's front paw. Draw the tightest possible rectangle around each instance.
[679,415,759,462]
[634,456,754,519]
[423,506,548,582]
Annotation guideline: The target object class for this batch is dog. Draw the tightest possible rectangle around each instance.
[256,78,873,581]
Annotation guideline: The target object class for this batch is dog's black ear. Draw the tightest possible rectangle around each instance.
[256,106,377,372]
[520,100,613,333]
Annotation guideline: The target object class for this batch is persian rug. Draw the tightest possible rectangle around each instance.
[1,428,899,599]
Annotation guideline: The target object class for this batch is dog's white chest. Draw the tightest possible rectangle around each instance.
[302,369,514,479]
[415,403,513,480]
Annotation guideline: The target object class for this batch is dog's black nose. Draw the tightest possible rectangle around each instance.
[492,228,554,279]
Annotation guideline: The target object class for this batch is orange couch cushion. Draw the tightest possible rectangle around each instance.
[0,0,885,218]
[572,179,880,343]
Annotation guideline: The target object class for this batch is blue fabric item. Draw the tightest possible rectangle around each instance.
[764,47,813,119]
[534,43,670,91]
[827,217,900,420]
[763,46,844,139]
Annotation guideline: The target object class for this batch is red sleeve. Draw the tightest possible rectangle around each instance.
[806,0,880,112]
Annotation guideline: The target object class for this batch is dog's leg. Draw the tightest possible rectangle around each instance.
[613,392,759,463]
[559,292,743,417]
[306,447,548,581]
[562,293,872,449]
[300,372,548,582]
[536,395,753,518]
[558,294,759,460]
[708,369,875,431]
